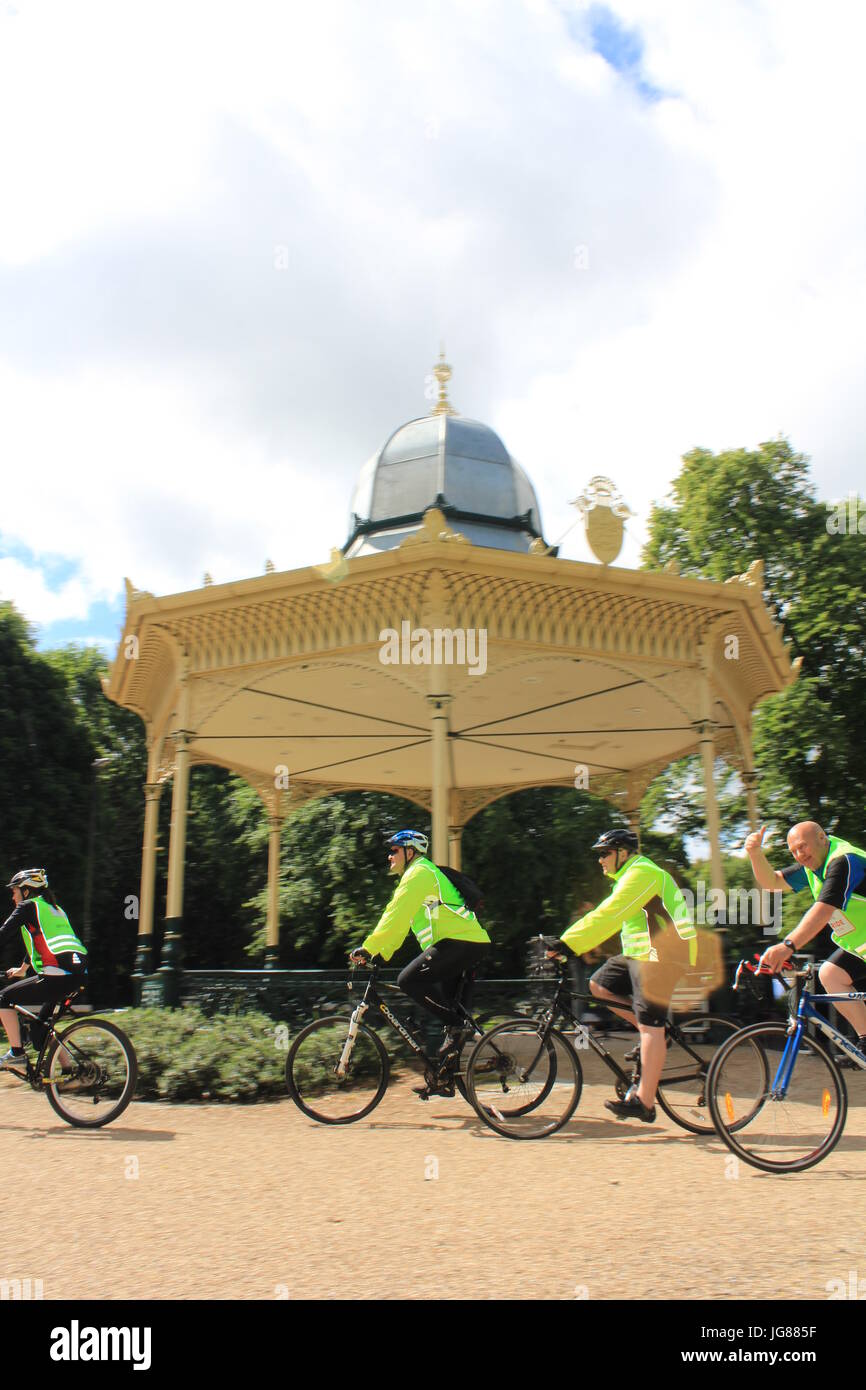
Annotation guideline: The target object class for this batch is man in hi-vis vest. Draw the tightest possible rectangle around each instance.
[750,821,866,1050]
[350,830,490,1096]
[560,828,697,1124]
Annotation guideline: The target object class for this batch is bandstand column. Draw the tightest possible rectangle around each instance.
[698,713,726,893]
[264,812,283,969]
[160,730,192,999]
[428,694,453,864]
[134,781,163,977]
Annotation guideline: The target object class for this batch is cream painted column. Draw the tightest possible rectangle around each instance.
[625,771,645,849]
[165,732,191,921]
[264,812,284,969]
[159,729,192,999]
[134,781,163,978]
[698,714,725,894]
[428,694,453,864]
[448,824,463,871]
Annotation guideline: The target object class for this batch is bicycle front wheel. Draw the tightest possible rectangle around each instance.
[45,1019,138,1128]
[656,1015,765,1135]
[707,1022,848,1173]
[286,1016,389,1124]
[466,1021,582,1139]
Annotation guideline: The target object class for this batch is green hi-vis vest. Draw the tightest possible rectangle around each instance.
[803,835,866,957]
[23,897,87,974]
[561,853,696,962]
[362,858,490,961]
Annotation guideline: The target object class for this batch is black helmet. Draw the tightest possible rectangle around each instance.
[590,829,638,855]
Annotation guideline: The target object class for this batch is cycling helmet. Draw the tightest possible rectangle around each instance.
[6,868,48,893]
[386,830,429,855]
[590,829,638,855]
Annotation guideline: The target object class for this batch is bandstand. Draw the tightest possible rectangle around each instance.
[104,360,798,1000]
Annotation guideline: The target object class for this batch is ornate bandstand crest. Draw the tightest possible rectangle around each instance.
[572,477,633,565]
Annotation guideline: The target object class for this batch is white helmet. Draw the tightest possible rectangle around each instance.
[6,868,48,893]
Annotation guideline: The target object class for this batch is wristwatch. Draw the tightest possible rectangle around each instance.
[783,937,796,951]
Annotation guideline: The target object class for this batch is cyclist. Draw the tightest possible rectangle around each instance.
[0,869,87,1069]
[559,828,697,1123]
[749,821,866,1047]
[349,830,491,1095]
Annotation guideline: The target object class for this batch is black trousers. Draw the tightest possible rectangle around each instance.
[397,939,490,1026]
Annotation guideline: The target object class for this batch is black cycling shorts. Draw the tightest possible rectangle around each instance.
[823,949,866,990]
[590,953,681,1028]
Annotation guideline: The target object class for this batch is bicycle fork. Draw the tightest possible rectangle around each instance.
[771,1018,805,1098]
[336,1003,367,1077]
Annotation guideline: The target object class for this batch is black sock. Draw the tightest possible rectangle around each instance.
[10,1046,24,1056]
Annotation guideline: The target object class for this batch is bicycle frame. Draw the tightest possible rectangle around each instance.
[770,985,866,1097]
[341,963,478,1078]
[2,998,85,1087]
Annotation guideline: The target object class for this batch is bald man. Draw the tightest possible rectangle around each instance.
[746,821,866,1042]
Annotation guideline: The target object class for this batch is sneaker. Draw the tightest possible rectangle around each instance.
[0,1048,25,1070]
[604,1095,656,1123]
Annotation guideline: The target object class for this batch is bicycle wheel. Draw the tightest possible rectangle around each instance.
[44,1019,137,1128]
[286,1015,389,1124]
[656,1015,765,1135]
[707,1022,848,1173]
[453,1018,556,1117]
[466,1020,582,1139]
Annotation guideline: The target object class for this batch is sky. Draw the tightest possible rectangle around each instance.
[1,0,865,652]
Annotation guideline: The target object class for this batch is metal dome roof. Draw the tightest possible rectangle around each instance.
[345,413,547,557]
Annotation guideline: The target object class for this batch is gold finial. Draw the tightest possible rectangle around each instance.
[203,572,213,586]
[264,559,275,574]
[431,348,457,417]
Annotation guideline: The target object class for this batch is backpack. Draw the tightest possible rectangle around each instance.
[435,864,485,915]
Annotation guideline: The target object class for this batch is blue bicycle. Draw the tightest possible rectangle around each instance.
[707,957,866,1172]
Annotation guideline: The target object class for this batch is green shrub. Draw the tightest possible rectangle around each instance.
[112,1006,287,1102]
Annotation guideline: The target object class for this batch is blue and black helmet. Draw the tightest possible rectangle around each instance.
[591,829,638,855]
[386,829,429,855]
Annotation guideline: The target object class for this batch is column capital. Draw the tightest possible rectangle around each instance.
[426,693,454,711]
[694,718,718,741]
[741,769,759,790]
[268,813,284,834]
[144,781,164,802]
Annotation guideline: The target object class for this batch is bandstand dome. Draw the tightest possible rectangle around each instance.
[345,414,547,557]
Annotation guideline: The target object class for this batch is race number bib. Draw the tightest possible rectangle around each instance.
[829,910,854,937]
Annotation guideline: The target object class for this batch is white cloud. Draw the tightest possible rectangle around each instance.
[0,0,863,633]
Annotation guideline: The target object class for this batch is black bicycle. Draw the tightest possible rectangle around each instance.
[465,947,748,1139]
[2,985,137,1128]
[285,961,558,1124]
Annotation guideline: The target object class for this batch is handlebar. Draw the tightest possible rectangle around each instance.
[733,954,812,991]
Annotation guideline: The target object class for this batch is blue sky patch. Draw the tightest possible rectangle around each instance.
[565,4,666,103]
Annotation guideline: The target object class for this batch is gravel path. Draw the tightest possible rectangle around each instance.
[3,1047,864,1302]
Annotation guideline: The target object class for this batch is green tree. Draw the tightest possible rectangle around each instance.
[643,439,866,837]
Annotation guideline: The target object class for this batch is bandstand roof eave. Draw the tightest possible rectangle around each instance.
[104,542,796,712]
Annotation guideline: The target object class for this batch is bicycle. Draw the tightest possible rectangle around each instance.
[465,946,751,1140]
[285,960,560,1124]
[1,984,137,1128]
[706,956,866,1173]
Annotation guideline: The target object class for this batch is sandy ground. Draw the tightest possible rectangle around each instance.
[3,1043,866,1302]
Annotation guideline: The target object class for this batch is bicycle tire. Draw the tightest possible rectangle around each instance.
[286,1015,389,1124]
[44,1018,138,1129]
[455,1017,558,1117]
[707,1021,848,1173]
[466,1020,582,1140]
[655,1014,765,1135]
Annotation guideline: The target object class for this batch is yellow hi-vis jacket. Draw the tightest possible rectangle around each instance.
[362,858,490,961]
[561,853,697,964]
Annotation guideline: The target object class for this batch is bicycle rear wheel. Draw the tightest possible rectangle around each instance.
[45,1019,137,1128]
[466,1021,582,1139]
[286,1016,389,1124]
[656,1015,765,1135]
[707,1022,847,1173]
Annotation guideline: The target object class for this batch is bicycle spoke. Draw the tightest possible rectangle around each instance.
[287,1017,388,1123]
[709,1023,846,1172]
